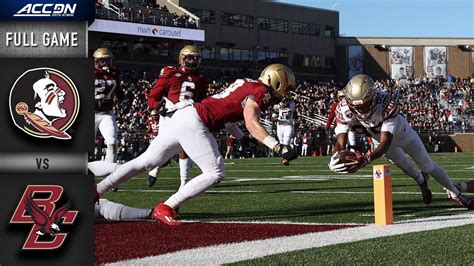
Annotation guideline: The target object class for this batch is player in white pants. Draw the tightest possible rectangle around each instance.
[95,64,299,225]
[329,74,473,209]
[272,98,296,165]
[95,113,118,162]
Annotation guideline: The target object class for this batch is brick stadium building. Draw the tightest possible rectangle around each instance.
[90,0,474,81]
[90,0,474,152]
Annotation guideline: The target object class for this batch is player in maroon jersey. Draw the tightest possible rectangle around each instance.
[147,109,160,140]
[95,63,298,225]
[94,48,122,192]
[146,45,209,188]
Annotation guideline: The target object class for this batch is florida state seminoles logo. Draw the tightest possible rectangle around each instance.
[9,67,80,140]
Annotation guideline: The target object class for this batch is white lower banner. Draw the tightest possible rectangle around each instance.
[89,19,205,42]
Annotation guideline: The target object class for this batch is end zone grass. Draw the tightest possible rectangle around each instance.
[100,152,474,263]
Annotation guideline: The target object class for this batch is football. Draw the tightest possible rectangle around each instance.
[335,150,358,164]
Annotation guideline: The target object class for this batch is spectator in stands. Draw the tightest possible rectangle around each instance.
[101,65,472,164]
[301,133,309,156]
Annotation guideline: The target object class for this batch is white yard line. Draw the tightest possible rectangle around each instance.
[112,189,451,196]
[109,212,474,265]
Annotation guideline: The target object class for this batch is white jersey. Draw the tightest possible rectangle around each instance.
[273,100,296,126]
[335,91,402,141]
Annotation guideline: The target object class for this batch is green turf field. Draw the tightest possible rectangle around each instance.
[99,152,474,263]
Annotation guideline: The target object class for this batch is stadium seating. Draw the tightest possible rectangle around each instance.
[95,0,198,29]
[91,68,472,161]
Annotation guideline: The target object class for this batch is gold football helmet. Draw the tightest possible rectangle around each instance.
[259,64,296,98]
[344,74,376,117]
[178,45,201,70]
[93,48,114,71]
[150,109,159,116]
[336,89,345,99]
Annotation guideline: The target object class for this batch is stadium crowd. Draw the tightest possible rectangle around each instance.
[93,68,473,161]
[96,0,198,29]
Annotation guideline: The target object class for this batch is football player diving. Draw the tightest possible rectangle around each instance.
[328,74,473,210]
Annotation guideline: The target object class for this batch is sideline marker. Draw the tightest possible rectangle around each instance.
[373,164,393,225]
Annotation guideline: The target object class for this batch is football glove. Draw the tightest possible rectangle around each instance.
[156,98,168,116]
[328,151,348,173]
[345,151,370,173]
[273,144,298,161]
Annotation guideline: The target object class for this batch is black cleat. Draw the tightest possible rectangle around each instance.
[148,175,157,187]
[453,194,474,210]
[418,172,432,204]
[111,186,119,192]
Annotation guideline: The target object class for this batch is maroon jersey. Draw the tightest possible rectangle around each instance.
[95,68,120,112]
[147,66,208,109]
[195,79,278,132]
[325,101,338,130]
[147,117,159,140]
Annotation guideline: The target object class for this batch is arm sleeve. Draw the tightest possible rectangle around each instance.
[326,110,336,130]
[147,73,168,109]
[195,75,209,102]
[325,102,337,130]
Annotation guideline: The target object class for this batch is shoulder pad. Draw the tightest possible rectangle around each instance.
[159,66,177,77]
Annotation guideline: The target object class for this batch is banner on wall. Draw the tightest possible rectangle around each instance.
[390,46,413,80]
[348,45,363,79]
[424,46,447,78]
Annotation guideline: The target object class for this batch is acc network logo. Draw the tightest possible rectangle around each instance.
[10,185,78,250]
[14,3,77,17]
[9,67,80,140]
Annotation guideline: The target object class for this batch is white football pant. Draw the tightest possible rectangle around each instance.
[97,106,225,209]
[374,118,460,194]
[95,112,118,163]
[95,199,150,220]
[277,124,294,146]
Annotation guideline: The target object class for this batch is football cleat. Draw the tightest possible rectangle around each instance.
[148,175,157,187]
[151,202,182,226]
[418,172,432,204]
[444,183,462,201]
[110,186,119,192]
[451,193,474,210]
[282,159,289,166]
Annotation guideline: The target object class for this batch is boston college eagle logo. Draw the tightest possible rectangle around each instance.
[10,185,78,250]
[9,67,80,139]
[24,193,71,236]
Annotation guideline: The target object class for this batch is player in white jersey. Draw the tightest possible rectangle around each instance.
[272,98,296,165]
[328,74,473,209]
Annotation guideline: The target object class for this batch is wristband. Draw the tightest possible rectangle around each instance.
[263,136,279,149]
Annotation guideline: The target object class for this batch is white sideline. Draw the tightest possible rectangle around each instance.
[108,212,474,265]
